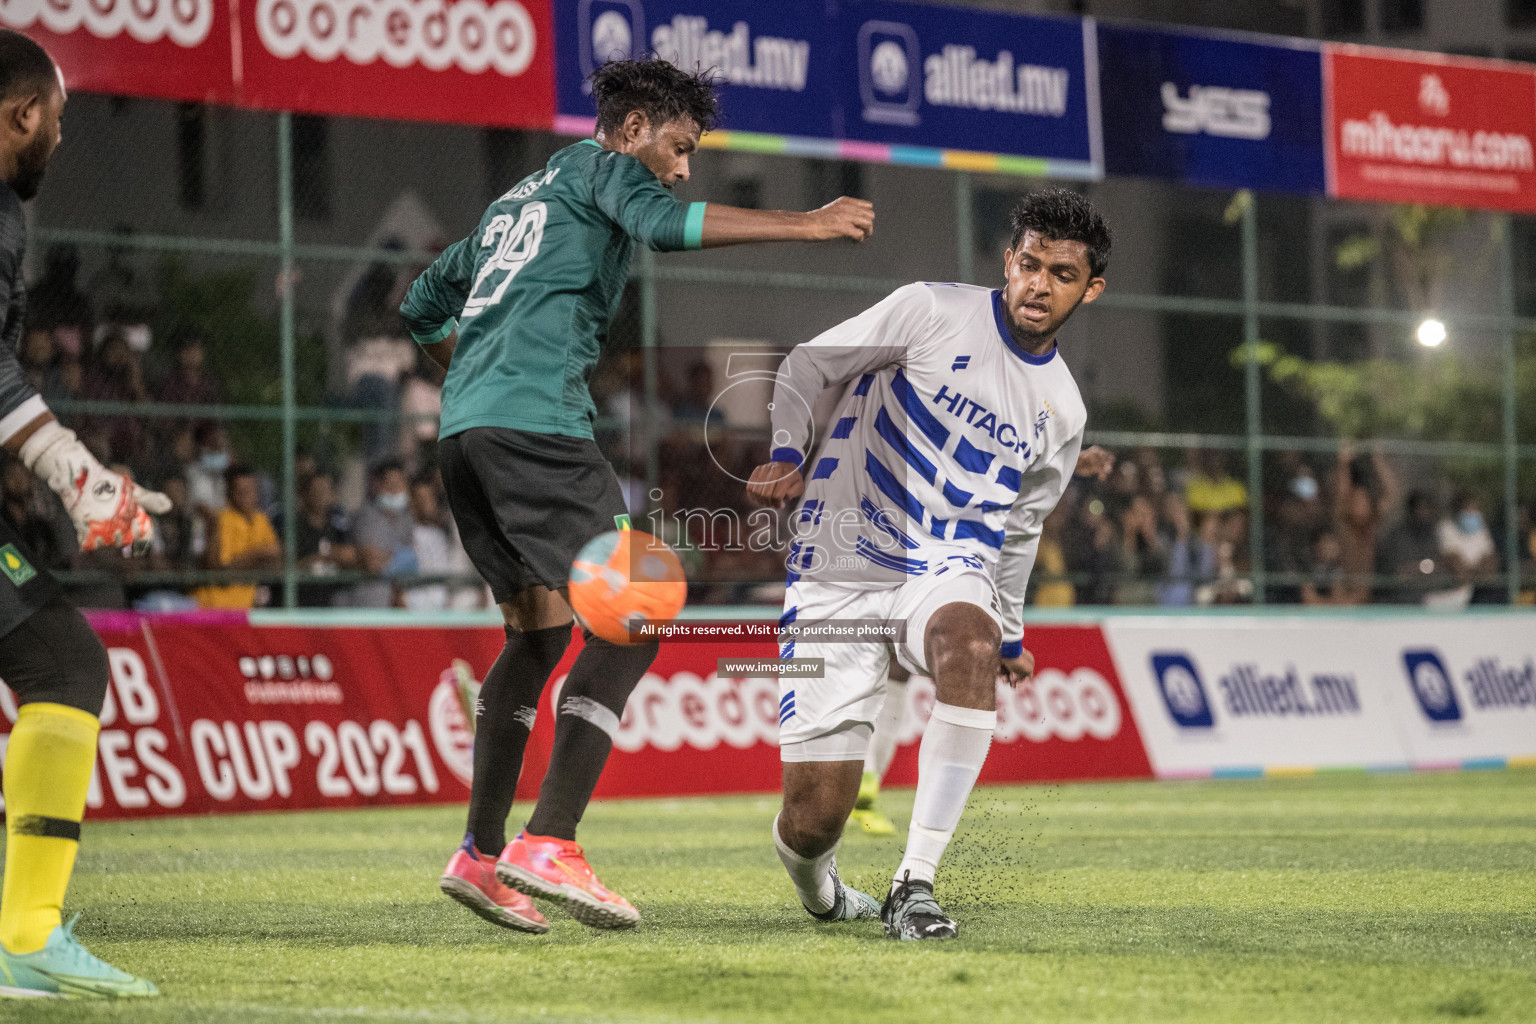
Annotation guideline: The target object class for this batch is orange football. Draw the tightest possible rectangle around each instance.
[568,529,687,645]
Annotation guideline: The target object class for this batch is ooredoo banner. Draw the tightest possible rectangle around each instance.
[0,0,235,104]
[238,0,556,127]
[1324,45,1536,212]
[2,0,556,128]
[0,616,1152,821]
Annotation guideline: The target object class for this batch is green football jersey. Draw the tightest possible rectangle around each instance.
[399,139,706,440]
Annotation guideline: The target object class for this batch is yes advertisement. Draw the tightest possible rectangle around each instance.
[0,617,1151,821]
[1097,25,1325,194]
[1103,614,1536,777]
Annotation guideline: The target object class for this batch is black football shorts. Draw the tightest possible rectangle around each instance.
[438,426,630,603]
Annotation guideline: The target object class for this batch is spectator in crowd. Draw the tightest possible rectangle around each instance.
[1066,497,1124,605]
[81,327,150,465]
[0,456,71,572]
[19,326,52,393]
[1331,441,1399,604]
[1267,459,1325,602]
[345,327,418,465]
[1156,492,1210,607]
[187,422,234,514]
[155,333,223,438]
[1132,446,1166,500]
[398,352,443,473]
[26,244,92,330]
[1521,503,1536,605]
[1103,458,1143,519]
[18,325,83,409]
[1116,492,1168,605]
[1185,451,1248,515]
[1378,490,1452,605]
[1198,510,1254,605]
[1031,506,1074,606]
[351,460,416,607]
[142,425,197,500]
[1301,530,1357,605]
[135,476,200,611]
[147,476,199,574]
[604,348,672,456]
[45,339,82,404]
[404,475,474,612]
[193,464,281,609]
[279,471,358,607]
[670,360,725,426]
[1437,491,1498,607]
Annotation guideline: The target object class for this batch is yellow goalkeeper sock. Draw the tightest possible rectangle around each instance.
[1,702,99,955]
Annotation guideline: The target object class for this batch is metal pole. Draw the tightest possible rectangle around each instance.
[277,113,298,609]
[955,170,974,285]
[1240,191,1266,603]
[639,246,660,511]
[1497,215,1520,604]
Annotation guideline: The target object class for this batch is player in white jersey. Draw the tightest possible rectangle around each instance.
[745,190,1111,940]
[848,445,1112,837]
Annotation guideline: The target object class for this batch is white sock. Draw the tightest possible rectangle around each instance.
[773,813,838,914]
[864,677,911,779]
[894,702,995,889]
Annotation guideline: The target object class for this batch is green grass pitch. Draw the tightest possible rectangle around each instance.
[6,769,1534,1023]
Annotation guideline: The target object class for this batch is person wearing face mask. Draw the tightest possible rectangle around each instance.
[1436,491,1497,607]
[350,459,416,608]
[185,422,234,515]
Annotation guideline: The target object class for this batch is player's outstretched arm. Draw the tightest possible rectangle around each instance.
[700,196,873,248]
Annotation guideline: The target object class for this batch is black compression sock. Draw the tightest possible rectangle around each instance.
[464,624,571,857]
[523,635,658,841]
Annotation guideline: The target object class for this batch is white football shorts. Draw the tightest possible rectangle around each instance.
[777,565,1000,762]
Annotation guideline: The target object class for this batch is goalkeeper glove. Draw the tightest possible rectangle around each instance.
[18,421,173,555]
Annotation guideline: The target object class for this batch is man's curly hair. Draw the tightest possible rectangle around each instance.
[1008,189,1112,278]
[591,58,721,138]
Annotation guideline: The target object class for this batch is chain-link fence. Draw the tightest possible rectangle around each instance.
[18,95,1536,611]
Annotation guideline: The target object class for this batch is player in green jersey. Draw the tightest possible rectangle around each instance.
[404,58,874,933]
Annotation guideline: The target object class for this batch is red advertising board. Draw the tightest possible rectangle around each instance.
[885,625,1154,787]
[235,0,555,127]
[1325,44,1536,212]
[0,0,236,104]
[0,615,1151,823]
[1,0,554,128]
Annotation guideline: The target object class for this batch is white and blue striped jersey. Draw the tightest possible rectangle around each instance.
[768,282,1085,652]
